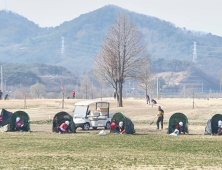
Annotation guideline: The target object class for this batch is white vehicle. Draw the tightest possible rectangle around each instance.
[73,101,113,130]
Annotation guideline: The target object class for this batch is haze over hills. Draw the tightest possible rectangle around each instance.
[0,5,222,91]
[0,62,77,91]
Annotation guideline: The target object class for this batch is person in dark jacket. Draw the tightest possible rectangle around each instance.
[0,90,3,100]
[4,94,8,100]
[156,106,164,130]
[146,95,150,104]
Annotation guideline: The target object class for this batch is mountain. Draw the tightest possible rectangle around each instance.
[0,5,222,89]
[0,62,77,91]
[0,10,44,45]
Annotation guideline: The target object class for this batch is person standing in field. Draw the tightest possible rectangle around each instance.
[156,106,164,130]
[146,94,150,104]
[72,90,75,99]
[0,90,3,100]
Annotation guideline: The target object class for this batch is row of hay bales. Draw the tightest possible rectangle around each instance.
[0,109,30,132]
[1,108,221,135]
[0,109,135,134]
[110,112,222,135]
[167,112,222,135]
[0,109,77,133]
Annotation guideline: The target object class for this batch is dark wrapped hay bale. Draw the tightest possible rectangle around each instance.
[205,114,222,135]
[52,112,76,133]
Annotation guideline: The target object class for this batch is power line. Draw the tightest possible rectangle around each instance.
[198,46,222,48]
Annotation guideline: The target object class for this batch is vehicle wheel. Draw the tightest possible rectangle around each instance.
[105,122,111,129]
[82,123,90,130]
[93,127,97,130]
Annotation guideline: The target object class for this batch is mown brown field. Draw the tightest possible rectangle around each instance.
[0,97,222,169]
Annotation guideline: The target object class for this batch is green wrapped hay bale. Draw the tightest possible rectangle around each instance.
[110,112,135,134]
[9,111,30,132]
[167,112,188,134]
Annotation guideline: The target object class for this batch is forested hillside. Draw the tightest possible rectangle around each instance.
[0,63,76,91]
[0,5,222,90]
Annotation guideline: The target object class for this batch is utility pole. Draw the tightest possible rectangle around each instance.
[62,81,64,109]
[183,85,186,98]
[209,89,211,99]
[1,66,3,92]
[100,83,103,101]
[76,80,78,99]
[192,89,194,109]
[157,77,159,100]
[5,80,6,92]
[202,82,203,93]
[129,82,131,98]
[220,83,221,93]
[91,81,94,99]
[57,80,67,109]
[24,93,27,109]
[193,42,197,62]
[192,88,198,109]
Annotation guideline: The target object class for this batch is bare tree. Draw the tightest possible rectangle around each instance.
[30,82,46,98]
[89,82,97,99]
[95,14,147,107]
[94,72,106,101]
[81,74,91,99]
[137,56,153,97]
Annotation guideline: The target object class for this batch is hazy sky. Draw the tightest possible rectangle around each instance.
[0,0,222,36]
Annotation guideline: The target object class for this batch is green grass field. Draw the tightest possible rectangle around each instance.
[0,131,221,169]
[1,98,222,169]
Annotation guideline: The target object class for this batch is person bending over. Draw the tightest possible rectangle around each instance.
[58,121,71,134]
[118,121,125,134]
[175,122,187,135]
[15,117,25,132]
[218,120,222,135]
[111,119,117,130]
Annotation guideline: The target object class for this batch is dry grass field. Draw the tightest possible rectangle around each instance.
[0,97,222,169]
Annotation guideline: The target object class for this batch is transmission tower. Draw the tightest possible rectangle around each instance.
[4,0,7,10]
[61,37,65,55]
[193,41,197,62]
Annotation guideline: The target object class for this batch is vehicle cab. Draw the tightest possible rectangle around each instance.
[73,101,112,130]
